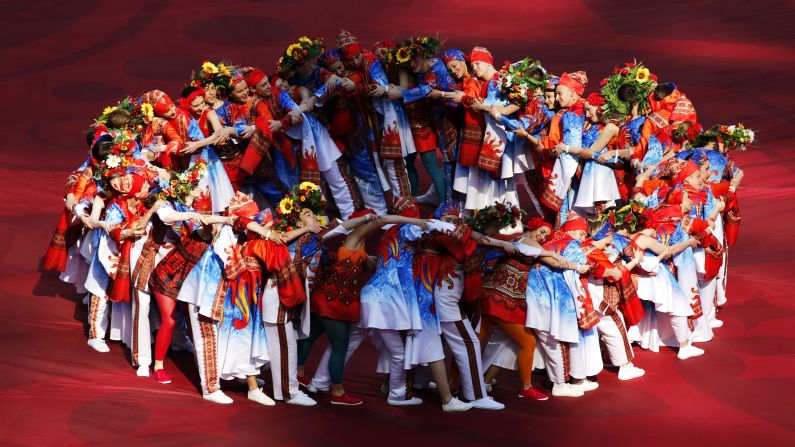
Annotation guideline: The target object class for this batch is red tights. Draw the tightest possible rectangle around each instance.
[153,291,178,363]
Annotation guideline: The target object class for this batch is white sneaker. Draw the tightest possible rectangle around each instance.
[307,382,330,394]
[677,345,705,360]
[571,380,599,393]
[442,396,473,412]
[470,396,504,410]
[551,383,584,397]
[248,388,276,406]
[286,391,317,406]
[136,365,150,377]
[387,396,423,406]
[710,319,724,328]
[87,338,110,353]
[416,185,439,206]
[618,364,645,381]
[203,390,233,404]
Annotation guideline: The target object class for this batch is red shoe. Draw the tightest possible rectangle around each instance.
[518,387,548,401]
[297,375,310,389]
[153,369,172,384]
[330,393,364,406]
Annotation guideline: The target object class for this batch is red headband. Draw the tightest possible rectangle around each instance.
[561,217,588,233]
[245,68,267,88]
[179,87,205,111]
[470,47,493,65]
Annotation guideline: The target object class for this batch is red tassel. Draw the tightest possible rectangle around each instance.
[109,240,133,303]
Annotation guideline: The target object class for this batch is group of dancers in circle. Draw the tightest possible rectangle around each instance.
[41,30,752,411]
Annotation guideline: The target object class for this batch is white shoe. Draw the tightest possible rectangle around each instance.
[203,390,233,405]
[470,396,504,410]
[618,364,645,381]
[677,345,705,360]
[551,383,584,397]
[485,379,498,394]
[416,185,439,206]
[387,396,423,406]
[286,391,317,406]
[248,388,276,406]
[442,396,473,412]
[710,319,724,328]
[87,338,110,353]
[307,382,330,394]
[413,381,437,390]
[571,380,599,392]
[136,365,150,377]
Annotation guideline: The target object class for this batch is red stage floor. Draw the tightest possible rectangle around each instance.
[1,1,794,446]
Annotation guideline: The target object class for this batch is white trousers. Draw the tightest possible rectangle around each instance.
[382,158,412,199]
[568,328,603,380]
[441,319,486,400]
[322,162,355,219]
[378,329,411,401]
[130,289,152,367]
[88,294,109,340]
[265,320,299,401]
[596,310,633,367]
[716,250,728,306]
[187,303,221,395]
[533,330,569,384]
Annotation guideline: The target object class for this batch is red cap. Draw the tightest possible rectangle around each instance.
[142,90,174,117]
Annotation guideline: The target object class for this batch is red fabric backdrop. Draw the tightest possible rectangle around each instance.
[1,1,794,446]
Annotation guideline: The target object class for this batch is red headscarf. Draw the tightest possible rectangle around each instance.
[227,191,259,218]
[245,68,267,88]
[142,90,174,117]
[337,29,361,59]
[393,196,420,218]
[559,71,588,96]
[110,173,146,197]
[469,47,493,65]
[674,159,700,185]
[524,217,553,233]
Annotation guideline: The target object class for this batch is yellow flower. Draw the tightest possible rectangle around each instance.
[286,44,303,58]
[202,61,219,74]
[299,181,319,191]
[278,197,294,214]
[218,63,230,77]
[396,47,411,63]
[635,67,650,83]
[103,106,117,116]
[140,102,154,120]
[298,36,313,45]
[316,215,328,225]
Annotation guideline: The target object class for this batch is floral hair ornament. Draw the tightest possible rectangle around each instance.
[465,201,525,233]
[274,182,326,231]
[159,158,208,205]
[599,60,657,121]
[191,60,233,96]
[693,123,755,151]
[497,57,549,109]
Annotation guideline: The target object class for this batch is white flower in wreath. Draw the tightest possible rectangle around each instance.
[105,154,121,168]
[747,130,755,142]
[504,75,513,87]
[727,125,736,134]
